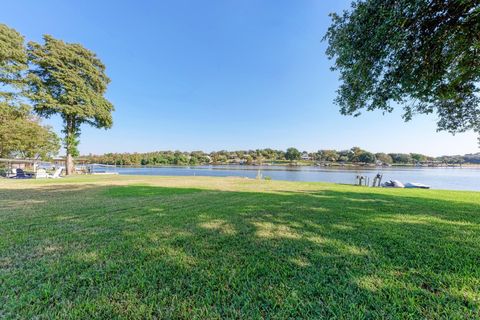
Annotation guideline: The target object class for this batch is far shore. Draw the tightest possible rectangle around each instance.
[109,162,480,169]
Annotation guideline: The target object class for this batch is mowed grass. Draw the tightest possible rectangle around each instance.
[0,175,479,319]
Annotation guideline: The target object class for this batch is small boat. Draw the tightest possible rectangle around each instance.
[404,182,430,189]
[381,180,405,188]
[381,180,430,189]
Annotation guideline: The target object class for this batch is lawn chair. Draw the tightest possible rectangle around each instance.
[12,169,31,179]
[35,169,49,179]
[48,168,63,179]
[6,168,17,178]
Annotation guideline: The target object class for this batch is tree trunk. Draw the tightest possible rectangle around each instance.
[65,152,74,175]
[65,116,75,175]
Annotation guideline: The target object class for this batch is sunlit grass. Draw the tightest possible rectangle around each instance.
[0,175,479,318]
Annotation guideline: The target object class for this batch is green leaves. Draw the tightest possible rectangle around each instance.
[0,102,60,159]
[0,23,113,167]
[325,0,480,137]
[26,34,114,171]
[285,147,301,161]
[0,24,60,159]
[0,23,27,90]
[27,35,114,128]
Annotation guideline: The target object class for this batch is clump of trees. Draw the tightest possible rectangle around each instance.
[82,147,478,166]
[463,153,480,164]
[0,24,60,159]
[0,104,59,159]
[0,23,113,174]
[285,148,301,162]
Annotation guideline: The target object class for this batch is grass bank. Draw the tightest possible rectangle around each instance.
[0,175,479,318]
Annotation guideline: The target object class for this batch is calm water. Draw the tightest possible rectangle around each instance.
[113,165,480,191]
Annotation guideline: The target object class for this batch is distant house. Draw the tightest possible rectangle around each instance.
[52,157,89,168]
[0,158,37,171]
[52,158,66,168]
[301,152,311,161]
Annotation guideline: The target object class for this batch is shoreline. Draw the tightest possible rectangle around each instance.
[109,163,480,169]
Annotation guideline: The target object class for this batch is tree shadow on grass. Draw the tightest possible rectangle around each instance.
[0,184,479,318]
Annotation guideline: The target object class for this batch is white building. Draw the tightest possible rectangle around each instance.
[301,152,311,161]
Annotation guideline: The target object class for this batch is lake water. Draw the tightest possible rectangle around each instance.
[114,165,480,191]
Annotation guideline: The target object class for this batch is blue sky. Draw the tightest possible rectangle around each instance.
[2,0,478,156]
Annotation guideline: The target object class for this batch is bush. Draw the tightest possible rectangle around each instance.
[358,151,376,164]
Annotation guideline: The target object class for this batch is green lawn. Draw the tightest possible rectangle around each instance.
[0,175,479,319]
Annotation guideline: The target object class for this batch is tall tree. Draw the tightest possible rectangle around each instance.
[0,24,60,159]
[285,147,301,162]
[325,1,480,140]
[27,35,114,174]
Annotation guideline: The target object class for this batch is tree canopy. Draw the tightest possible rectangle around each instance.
[375,152,393,164]
[0,24,27,98]
[285,147,301,161]
[358,151,376,164]
[27,35,114,174]
[0,103,60,159]
[0,24,59,159]
[325,0,480,138]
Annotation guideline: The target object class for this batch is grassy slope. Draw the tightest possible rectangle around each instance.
[0,175,479,319]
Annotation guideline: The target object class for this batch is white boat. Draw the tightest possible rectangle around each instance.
[404,182,430,189]
[381,180,430,189]
[381,180,405,188]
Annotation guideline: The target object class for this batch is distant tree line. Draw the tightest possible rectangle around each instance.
[83,147,480,166]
